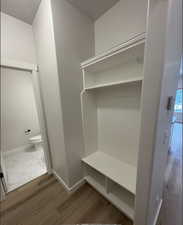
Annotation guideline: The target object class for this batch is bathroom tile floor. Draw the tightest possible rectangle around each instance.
[4,145,47,192]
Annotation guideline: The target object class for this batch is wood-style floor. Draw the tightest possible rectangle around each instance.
[0,174,132,225]
[0,123,182,225]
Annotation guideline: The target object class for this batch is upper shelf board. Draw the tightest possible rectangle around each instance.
[82,151,137,194]
[85,77,143,91]
[81,33,146,70]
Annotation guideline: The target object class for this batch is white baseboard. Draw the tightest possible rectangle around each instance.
[3,144,33,157]
[153,199,163,225]
[52,170,85,193]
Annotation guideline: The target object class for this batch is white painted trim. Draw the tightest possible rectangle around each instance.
[153,199,163,225]
[81,32,146,68]
[52,170,70,192]
[0,58,37,72]
[3,144,33,157]
[31,70,52,174]
[69,178,85,193]
[52,170,85,193]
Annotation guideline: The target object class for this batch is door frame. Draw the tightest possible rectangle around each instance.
[0,58,52,190]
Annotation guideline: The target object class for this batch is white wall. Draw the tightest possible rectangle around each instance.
[1,67,40,152]
[146,0,182,223]
[135,0,182,224]
[94,0,148,55]
[33,0,69,184]
[51,0,94,187]
[1,12,36,63]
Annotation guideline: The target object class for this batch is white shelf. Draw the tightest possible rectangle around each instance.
[85,77,143,90]
[81,33,146,69]
[81,34,144,221]
[108,192,134,220]
[85,176,106,195]
[85,175,134,220]
[82,152,137,194]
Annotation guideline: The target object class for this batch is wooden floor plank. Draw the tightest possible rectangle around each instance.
[1,124,181,225]
[0,174,132,225]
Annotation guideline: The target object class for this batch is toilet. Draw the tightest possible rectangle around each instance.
[29,135,43,151]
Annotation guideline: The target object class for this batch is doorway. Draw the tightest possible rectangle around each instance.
[162,75,182,225]
[0,60,51,193]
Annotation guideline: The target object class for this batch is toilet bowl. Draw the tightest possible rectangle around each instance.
[29,135,43,150]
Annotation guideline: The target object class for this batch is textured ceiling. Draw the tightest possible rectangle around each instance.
[67,0,119,20]
[1,0,41,24]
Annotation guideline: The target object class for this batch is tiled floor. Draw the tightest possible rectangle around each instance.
[4,145,47,192]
